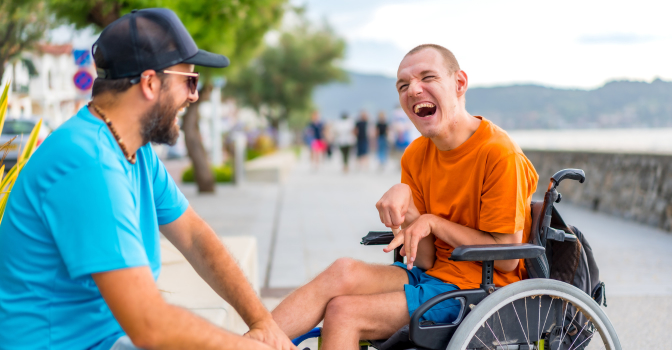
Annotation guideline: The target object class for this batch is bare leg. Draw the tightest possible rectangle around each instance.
[271,258,408,339]
[321,292,409,350]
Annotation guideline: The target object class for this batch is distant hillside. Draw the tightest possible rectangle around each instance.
[313,72,399,120]
[313,72,672,129]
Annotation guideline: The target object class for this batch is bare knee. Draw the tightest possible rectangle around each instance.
[324,295,357,326]
[321,258,364,295]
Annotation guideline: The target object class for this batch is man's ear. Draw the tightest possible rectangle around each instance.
[138,70,160,101]
[455,70,468,98]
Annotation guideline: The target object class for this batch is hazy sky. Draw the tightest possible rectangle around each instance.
[54,1,672,89]
[297,0,672,89]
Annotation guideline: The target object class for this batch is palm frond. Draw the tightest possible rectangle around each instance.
[0,136,17,169]
[0,82,10,135]
[17,119,42,164]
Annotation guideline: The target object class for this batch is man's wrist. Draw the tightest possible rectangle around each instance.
[248,314,275,330]
[424,214,438,232]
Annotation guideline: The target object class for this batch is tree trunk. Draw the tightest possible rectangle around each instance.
[87,1,122,28]
[182,85,215,193]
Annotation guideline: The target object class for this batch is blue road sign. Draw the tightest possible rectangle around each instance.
[73,70,94,91]
[73,49,91,67]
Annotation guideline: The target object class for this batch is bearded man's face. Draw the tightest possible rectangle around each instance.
[140,81,182,145]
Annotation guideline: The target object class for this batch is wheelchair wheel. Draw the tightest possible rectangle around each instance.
[446,279,620,350]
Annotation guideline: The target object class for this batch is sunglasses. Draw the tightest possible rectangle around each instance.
[161,70,200,94]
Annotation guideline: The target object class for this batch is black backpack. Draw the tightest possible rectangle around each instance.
[526,201,606,306]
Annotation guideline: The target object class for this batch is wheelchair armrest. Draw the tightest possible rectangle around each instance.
[361,231,394,245]
[450,243,545,262]
[361,231,404,263]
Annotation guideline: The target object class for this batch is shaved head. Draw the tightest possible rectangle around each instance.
[404,44,460,74]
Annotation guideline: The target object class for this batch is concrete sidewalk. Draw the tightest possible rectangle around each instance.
[169,150,403,294]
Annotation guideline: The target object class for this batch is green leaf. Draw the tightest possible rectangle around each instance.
[0,82,10,135]
[17,119,42,164]
[0,162,19,194]
[0,161,22,224]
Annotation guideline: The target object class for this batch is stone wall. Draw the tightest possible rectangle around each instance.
[524,150,672,232]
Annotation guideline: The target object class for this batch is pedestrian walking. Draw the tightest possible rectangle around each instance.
[333,112,356,173]
[375,111,389,170]
[306,111,326,169]
[355,110,370,170]
[323,122,334,159]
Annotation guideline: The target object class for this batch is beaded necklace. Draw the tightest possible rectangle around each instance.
[88,102,137,164]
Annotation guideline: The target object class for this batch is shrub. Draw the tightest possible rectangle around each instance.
[246,149,263,161]
[182,163,233,183]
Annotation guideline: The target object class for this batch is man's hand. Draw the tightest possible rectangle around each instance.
[244,318,298,350]
[383,214,435,270]
[376,183,420,229]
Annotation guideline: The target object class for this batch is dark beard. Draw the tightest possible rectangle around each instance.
[140,95,182,146]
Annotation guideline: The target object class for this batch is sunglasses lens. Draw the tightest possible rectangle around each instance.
[190,76,198,94]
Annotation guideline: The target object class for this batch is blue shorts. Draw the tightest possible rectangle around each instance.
[393,262,462,324]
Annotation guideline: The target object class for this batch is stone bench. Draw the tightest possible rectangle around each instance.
[244,150,297,183]
[157,236,259,334]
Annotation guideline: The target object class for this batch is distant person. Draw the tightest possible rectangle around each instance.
[306,111,326,169]
[375,111,390,170]
[323,122,334,159]
[355,110,370,170]
[392,106,411,154]
[333,112,356,173]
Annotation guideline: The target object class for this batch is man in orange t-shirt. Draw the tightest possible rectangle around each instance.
[271,44,538,350]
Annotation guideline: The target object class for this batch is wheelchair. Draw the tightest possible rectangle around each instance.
[292,169,621,350]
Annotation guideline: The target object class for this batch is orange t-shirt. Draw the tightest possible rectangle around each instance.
[401,117,538,290]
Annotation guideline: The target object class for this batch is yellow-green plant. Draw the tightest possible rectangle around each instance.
[0,81,43,222]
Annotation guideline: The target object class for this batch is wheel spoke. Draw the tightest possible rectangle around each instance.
[537,296,541,346]
[570,331,595,350]
[511,301,532,350]
[560,309,580,345]
[485,320,504,350]
[559,301,569,343]
[525,297,530,344]
[474,334,493,350]
[497,310,508,344]
[539,297,555,341]
[568,321,590,350]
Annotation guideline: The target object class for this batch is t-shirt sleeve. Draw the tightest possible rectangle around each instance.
[479,153,530,234]
[400,150,427,215]
[149,148,189,225]
[42,164,148,279]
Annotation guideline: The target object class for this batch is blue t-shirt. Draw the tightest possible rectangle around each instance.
[0,106,189,349]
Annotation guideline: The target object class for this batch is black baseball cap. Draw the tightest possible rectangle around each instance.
[93,8,229,81]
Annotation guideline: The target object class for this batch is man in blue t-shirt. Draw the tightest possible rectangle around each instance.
[0,9,295,350]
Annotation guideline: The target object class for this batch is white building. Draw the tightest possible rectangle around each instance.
[1,43,90,127]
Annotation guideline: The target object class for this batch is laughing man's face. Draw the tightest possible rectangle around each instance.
[396,49,461,139]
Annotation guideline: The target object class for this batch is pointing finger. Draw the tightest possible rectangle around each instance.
[383,231,404,253]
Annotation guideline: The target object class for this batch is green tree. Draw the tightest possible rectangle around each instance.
[225,11,347,130]
[0,0,52,81]
[48,0,286,192]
